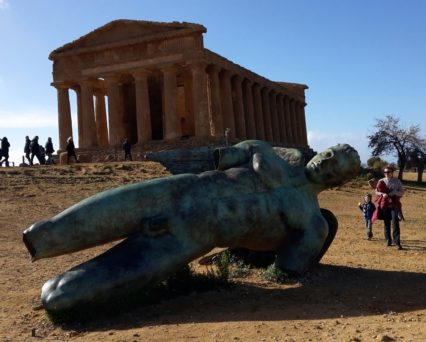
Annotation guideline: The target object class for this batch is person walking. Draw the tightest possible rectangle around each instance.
[24,136,31,164]
[358,193,376,240]
[66,137,77,164]
[375,165,404,250]
[122,138,132,161]
[30,136,42,165]
[45,137,55,165]
[0,137,10,167]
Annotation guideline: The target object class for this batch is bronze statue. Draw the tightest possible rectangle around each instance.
[23,140,360,311]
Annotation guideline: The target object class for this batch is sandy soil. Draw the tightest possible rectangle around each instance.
[0,163,425,342]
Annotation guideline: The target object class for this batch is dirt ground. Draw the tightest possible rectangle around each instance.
[0,162,425,342]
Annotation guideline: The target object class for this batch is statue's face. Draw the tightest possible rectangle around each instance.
[306,145,360,186]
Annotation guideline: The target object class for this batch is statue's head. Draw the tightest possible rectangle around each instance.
[306,144,361,188]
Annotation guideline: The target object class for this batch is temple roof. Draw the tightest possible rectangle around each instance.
[49,19,206,59]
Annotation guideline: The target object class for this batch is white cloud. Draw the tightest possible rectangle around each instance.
[0,0,10,10]
[0,109,57,128]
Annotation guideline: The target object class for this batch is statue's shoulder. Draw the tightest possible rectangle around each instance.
[273,147,305,168]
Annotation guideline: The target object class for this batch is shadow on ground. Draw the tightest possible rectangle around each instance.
[55,264,426,331]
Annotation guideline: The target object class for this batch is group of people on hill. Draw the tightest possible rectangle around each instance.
[1,135,132,167]
[23,135,56,166]
[358,165,405,250]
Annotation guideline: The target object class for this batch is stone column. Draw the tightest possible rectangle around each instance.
[290,99,299,146]
[106,76,125,146]
[300,102,308,147]
[232,75,246,139]
[295,101,307,147]
[191,62,210,136]
[134,70,152,143]
[219,69,236,137]
[55,85,73,151]
[284,96,294,145]
[277,94,288,143]
[252,83,265,140]
[80,80,98,148]
[269,91,280,143]
[207,65,223,136]
[261,87,273,142]
[162,65,180,139]
[94,90,109,146]
[242,79,256,139]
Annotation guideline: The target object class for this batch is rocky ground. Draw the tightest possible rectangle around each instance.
[0,163,425,341]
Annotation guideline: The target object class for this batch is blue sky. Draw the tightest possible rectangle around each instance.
[1,0,425,165]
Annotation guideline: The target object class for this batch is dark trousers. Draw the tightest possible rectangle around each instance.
[30,152,41,165]
[383,208,400,245]
[124,152,132,161]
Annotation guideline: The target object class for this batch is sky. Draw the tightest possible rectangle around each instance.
[1,0,425,166]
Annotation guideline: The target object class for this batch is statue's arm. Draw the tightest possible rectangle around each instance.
[274,213,329,273]
[214,140,276,170]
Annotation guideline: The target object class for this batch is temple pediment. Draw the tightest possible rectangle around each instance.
[49,19,206,58]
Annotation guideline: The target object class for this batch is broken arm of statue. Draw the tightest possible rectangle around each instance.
[23,140,360,311]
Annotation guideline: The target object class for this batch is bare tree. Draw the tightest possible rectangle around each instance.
[368,115,422,180]
[407,144,426,183]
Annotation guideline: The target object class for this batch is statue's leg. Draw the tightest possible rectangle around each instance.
[23,175,199,261]
[311,208,338,264]
[41,229,212,312]
[274,214,328,273]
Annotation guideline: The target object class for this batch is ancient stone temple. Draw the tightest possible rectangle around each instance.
[49,20,308,153]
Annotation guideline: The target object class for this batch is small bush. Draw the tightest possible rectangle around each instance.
[212,250,231,282]
[230,258,251,278]
[261,264,288,284]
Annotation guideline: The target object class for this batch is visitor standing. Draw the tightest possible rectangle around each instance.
[0,137,10,167]
[375,166,404,250]
[358,193,376,240]
[45,137,55,165]
[123,138,132,161]
[66,137,77,164]
[24,136,31,164]
[30,136,42,165]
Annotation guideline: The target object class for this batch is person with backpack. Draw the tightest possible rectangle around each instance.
[30,136,42,165]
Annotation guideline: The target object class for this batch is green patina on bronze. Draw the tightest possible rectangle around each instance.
[23,140,360,311]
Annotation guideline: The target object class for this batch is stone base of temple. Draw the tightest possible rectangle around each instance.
[55,137,314,175]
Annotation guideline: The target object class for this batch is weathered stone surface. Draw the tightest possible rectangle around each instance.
[50,20,309,160]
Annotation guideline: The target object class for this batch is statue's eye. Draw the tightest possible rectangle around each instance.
[323,151,333,158]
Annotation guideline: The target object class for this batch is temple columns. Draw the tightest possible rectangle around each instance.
[106,76,125,146]
[219,69,236,137]
[261,87,273,142]
[207,65,223,136]
[269,91,280,143]
[55,85,73,151]
[252,83,265,140]
[134,70,152,143]
[94,90,109,146]
[242,79,256,139]
[162,66,180,139]
[277,94,288,143]
[232,75,246,139]
[191,62,210,136]
[80,80,98,148]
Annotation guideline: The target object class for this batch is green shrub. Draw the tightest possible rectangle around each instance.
[261,264,287,283]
